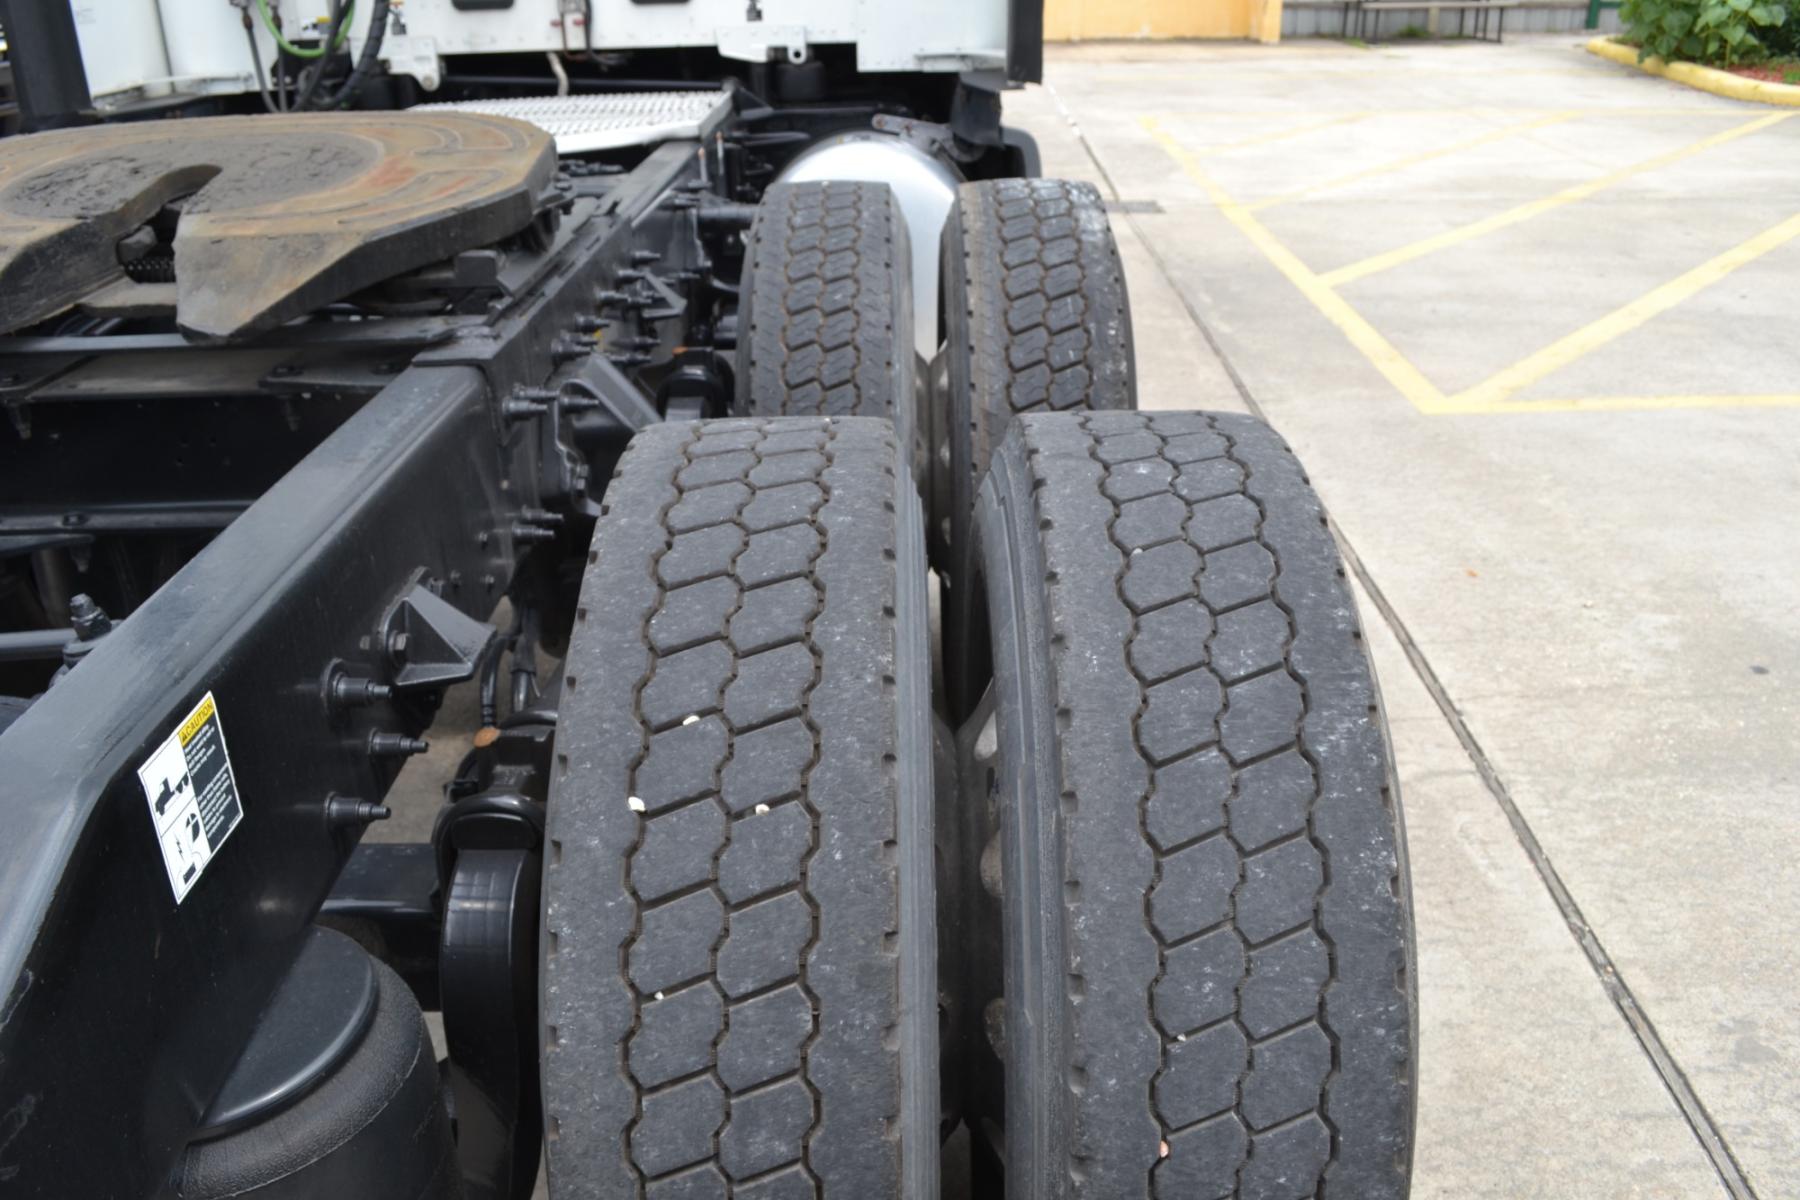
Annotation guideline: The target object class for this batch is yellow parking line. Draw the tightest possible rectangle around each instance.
[1320,111,1794,288]
[1440,394,1800,413]
[1142,112,1800,417]
[1168,112,1370,155]
[1141,116,1447,412]
[1445,210,1800,410]
[1246,110,1584,212]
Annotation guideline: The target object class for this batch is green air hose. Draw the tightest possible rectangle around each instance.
[254,0,355,59]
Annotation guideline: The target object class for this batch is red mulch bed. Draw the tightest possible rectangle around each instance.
[1725,61,1800,82]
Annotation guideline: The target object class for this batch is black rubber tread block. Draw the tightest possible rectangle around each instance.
[543,416,938,1199]
[976,409,1415,1199]
[941,177,1135,718]
[734,181,917,471]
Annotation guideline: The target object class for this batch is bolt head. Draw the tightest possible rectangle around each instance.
[68,594,111,640]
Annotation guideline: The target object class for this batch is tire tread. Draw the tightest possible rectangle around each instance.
[544,416,934,1199]
[953,178,1133,493]
[737,182,910,421]
[991,409,1413,1199]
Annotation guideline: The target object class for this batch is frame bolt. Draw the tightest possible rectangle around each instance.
[326,794,392,830]
[503,398,551,421]
[68,594,113,642]
[368,731,429,758]
[329,673,391,706]
[551,335,592,364]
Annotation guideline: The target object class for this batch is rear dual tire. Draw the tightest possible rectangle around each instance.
[543,417,938,1199]
[934,178,1136,718]
[735,181,919,473]
[961,410,1417,1199]
[549,174,1415,1200]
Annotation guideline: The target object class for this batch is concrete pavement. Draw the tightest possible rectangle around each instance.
[1019,34,1798,1199]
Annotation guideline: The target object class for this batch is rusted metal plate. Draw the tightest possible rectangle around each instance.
[0,111,555,341]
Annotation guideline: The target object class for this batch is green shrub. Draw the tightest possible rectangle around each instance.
[1762,8,1800,54]
[1620,0,1788,64]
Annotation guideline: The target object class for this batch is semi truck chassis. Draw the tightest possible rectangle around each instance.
[0,7,1416,1198]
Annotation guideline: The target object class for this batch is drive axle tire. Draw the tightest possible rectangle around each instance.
[937,178,1135,716]
[735,181,918,466]
[543,417,938,1199]
[965,410,1415,1199]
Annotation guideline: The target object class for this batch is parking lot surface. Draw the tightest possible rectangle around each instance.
[383,36,1799,1199]
[1015,34,1800,1200]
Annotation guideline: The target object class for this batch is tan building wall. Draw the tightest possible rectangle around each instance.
[1043,0,1284,42]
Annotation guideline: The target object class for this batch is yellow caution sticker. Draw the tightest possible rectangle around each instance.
[135,691,244,903]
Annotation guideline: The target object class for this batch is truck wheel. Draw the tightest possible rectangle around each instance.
[936,178,1135,717]
[960,411,1415,1199]
[543,417,939,1199]
[735,182,918,472]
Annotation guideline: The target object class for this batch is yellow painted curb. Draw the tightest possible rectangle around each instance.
[1586,36,1800,106]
